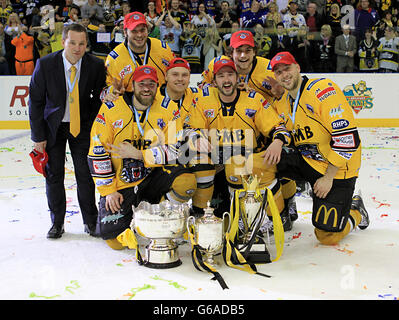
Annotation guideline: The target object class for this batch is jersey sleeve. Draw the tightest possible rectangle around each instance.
[317,81,361,168]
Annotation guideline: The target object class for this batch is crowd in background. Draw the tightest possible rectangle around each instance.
[0,0,399,75]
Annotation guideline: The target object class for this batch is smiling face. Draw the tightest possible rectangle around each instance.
[166,66,190,96]
[214,66,238,100]
[273,63,301,93]
[231,44,255,73]
[62,30,87,65]
[125,24,148,52]
[133,79,158,108]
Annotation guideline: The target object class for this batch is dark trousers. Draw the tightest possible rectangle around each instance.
[45,123,98,226]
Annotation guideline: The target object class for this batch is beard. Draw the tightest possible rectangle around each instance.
[134,90,156,107]
[216,81,238,97]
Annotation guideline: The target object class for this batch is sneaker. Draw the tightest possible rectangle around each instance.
[286,197,298,222]
[351,193,370,230]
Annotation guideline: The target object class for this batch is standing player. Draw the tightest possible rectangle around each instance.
[201,30,298,225]
[88,65,196,249]
[102,11,175,100]
[189,58,293,229]
[271,52,369,245]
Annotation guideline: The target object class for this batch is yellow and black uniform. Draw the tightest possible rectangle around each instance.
[104,37,174,94]
[201,55,277,102]
[275,76,363,244]
[88,91,196,241]
[189,86,291,215]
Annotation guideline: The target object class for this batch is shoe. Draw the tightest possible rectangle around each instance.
[286,197,298,222]
[47,224,65,239]
[351,193,370,230]
[84,223,99,237]
[259,208,292,235]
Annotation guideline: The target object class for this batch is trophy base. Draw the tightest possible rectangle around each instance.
[239,238,271,264]
[143,240,182,269]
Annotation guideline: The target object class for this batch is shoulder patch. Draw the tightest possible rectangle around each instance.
[202,86,210,97]
[161,96,171,109]
[306,78,325,90]
[248,91,256,98]
[190,87,198,93]
[161,41,167,48]
[104,101,115,109]
[109,50,119,60]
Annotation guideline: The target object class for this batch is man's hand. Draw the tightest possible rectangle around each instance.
[34,141,47,153]
[106,141,143,160]
[196,136,212,153]
[313,175,333,199]
[266,76,284,98]
[103,78,126,102]
[263,139,283,166]
[105,191,124,213]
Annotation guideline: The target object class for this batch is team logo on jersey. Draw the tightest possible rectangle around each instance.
[329,105,344,118]
[343,80,374,114]
[245,109,256,118]
[157,118,166,129]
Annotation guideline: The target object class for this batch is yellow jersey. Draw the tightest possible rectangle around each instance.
[201,55,277,101]
[274,76,361,179]
[88,91,183,197]
[188,87,290,154]
[105,37,174,92]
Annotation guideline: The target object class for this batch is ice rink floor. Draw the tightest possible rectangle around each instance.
[0,127,398,301]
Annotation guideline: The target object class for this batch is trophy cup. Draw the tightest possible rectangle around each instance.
[131,200,189,269]
[187,202,230,268]
[237,175,271,264]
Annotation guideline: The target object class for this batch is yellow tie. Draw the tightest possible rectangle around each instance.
[69,66,80,137]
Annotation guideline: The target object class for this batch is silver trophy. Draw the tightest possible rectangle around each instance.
[237,175,270,263]
[187,202,230,268]
[131,200,189,269]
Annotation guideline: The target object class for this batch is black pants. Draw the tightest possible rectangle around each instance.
[277,147,356,232]
[45,123,98,226]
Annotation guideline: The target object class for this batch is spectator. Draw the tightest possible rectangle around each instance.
[238,0,253,19]
[187,0,201,19]
[358,28,379,71]
[169,0,188,26]
[241,0,268,28]
[109,16,125,49]
[254,22,272,58]
[179,20,202,72]
[145,1,160,26]
[0,0,13,25]
[23,0,40,26]
[292,24,313,71]
[215,0,238,36]
[101,0,117,32]
[305,2,324,33]
[311,23,336,72]
[325,0,342,16]
[64,5,81,25]
[81,0,105,26]
[377,25,399,72]
[49,21,64,53]
[354,0,380,41]
[375,9,394,39]
[88,23,111,61]
[296,0,309,16]
[11,25,35,75]
[56,0,74,23]
[0,22,10,74]
[270,21,293,57]
[11,0,25,19]
[221,20,239,54]
[119,1,131,19]
[325,3,342,38]
[264,1,283,32]
[335,23,357,72]
[282,0,306,38]
[191,2,216,40]
[203,0,217,18]
[202,24,222,67]
[156,9,182,56]
[5,13,24,39]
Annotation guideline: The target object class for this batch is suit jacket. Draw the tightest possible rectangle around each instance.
[334,34,357,68]
[29,50,106,148]
[269,34,293,59]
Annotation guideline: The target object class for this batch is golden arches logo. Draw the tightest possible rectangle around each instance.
[315,205,338,228]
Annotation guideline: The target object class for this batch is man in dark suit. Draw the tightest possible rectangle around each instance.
[269,22,293,59]
[29,23,106,239]
[334,24,357,72]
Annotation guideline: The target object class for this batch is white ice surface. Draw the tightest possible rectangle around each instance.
[0,128,398,300]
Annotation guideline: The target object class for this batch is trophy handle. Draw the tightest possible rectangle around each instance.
[187,216,196,238]
[222,212,231,233]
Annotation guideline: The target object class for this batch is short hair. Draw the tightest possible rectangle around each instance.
[62,23,88,41]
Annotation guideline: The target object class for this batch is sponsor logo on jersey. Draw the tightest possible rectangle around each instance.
[109,50,119,59]
[95,113,106,125]
[343,80,374,114]
[331,119,349,130]
[93,159,113,175]
[119,64,132,79]
[316,86,336,101]
[329,105,344,118]
[204,109,215,118]
[331,133,355,148]
[113,119,123,129]
[157,118,166,129]
[245,109,256,118]
[93,146,106,155]
[262,80,272,90]
[96,178,113,186]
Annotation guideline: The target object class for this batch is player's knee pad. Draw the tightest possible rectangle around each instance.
[168,172,197,203]
[265,179,284,217]
[190,164,216,208]
[105,238,125,250]
[312,196,351,233]
[314,223,350,245]
[280,178,297,200]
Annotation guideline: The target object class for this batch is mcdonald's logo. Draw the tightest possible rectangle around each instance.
[315,205,338,228]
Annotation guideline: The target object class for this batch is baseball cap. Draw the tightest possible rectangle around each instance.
[132,65,158,83]
[29,149,48,177]
[270,51,298,71]
[289,0,298,4]
[124,12,147,30]
[213,58,236,75]
[230,30,255,48]
[166,58,191,72]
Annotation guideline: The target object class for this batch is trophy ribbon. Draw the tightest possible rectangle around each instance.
[187,224,229,290]
[222,186,284,276]
[116,228,145,265]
